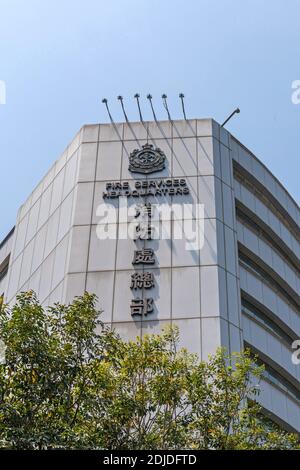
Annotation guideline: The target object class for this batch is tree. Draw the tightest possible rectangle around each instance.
[0,290,105,449]
[0,291,298,450]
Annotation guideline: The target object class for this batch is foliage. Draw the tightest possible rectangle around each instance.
[0,291,298,450]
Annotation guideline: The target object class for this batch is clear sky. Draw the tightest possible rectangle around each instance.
[0,0,299,240]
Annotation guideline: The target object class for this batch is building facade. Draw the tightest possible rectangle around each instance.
[1,118,300,432]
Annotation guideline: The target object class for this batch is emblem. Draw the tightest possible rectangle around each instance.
[129,143,166,174]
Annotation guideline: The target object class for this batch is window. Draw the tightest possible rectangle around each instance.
[248,350,300,403]
[239,252,300,314]
[0,260,9,282]
[242,299,293,345]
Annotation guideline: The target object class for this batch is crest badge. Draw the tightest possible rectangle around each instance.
[129,143,166,174]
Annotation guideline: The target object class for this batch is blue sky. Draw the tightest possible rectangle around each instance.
[0,0,299,240]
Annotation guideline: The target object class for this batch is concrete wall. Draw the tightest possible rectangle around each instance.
[5,119,242,359]
[231,134,300,431]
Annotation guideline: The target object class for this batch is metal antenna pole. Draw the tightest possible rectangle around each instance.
[162,94,172,121]
[147,94,157,121]
[134,93,143,122]
[117,95,129,122]
[101,98,114,122]
[179,93,187,120]
[221,107,240,127]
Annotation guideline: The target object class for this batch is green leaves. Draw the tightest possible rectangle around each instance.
[0,292,297,449]
[0,291,104,449]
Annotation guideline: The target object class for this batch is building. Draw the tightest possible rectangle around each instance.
[0,118,299,432]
